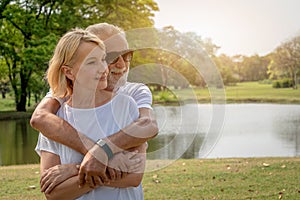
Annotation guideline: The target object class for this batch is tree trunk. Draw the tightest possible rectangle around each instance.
[16,79,28,111]
[16,93,27,111]
[294,72,298,89]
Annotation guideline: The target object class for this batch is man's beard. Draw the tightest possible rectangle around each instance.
[106,71,128,92]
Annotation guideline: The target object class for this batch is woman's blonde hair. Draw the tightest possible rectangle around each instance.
[47,28,105,98]
[85,22,124,41]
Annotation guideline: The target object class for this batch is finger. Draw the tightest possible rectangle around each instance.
[78,168,86,187]
[40,171,49,186]
[115,169,122,180]
[121,171,128,179]
[124,150,138,158]
[100,172,109,184]
[128,157,142,166]
[40,179,51,192]
[118,161,128,173]
[85,174,94,188]
[107,167,116,180]
[44,181,55,194]
[90,176,96,188]
[129,161,143,173]
[93,176,104,187]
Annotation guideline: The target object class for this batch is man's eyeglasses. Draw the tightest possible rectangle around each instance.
[105,50,134,64]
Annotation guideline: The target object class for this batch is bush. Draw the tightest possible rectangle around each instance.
[272,79,293,88]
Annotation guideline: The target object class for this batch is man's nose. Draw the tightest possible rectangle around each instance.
[114,56,126,68]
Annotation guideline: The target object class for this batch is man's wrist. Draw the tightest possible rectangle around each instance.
[96,139,113,160]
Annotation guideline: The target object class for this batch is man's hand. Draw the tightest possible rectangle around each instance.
[79,144,109,188]
[40,164,79,194]
[106,150,142,180]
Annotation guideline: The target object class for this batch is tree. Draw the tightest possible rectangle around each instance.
[0,0,158,111]
[269,35,300,89]
[213,54,238,85]
[240,55,269,82]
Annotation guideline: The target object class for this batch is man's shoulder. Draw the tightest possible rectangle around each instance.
[119,82,150,94]
[123,81,148,88]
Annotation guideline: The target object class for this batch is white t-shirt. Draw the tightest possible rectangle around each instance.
[35,94,143,200]
[46,82,152,110]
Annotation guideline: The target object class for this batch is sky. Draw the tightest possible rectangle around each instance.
[153,0,300,56]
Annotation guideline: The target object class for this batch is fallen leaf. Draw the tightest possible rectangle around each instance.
[27,185,36,190]
[152,179,160,184]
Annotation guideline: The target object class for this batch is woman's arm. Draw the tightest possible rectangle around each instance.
[40,151,93,200]
[42,143,147,199]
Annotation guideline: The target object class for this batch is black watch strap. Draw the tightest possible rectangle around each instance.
[96,139,113,160]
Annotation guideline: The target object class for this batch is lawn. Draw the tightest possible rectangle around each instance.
[0,158,299,199]
[152,82,300,104]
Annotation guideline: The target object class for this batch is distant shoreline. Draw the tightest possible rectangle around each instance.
[1,99,300,120]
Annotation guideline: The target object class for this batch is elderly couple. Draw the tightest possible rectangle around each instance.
[30,23,158,199]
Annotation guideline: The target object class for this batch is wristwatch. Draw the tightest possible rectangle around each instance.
[96,139,113,160]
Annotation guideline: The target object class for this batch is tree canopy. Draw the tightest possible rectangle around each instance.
[0,0,158,111]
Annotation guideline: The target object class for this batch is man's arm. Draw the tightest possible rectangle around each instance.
[104,107,158,153]
[31,98,158,155]
[30,97,94,154]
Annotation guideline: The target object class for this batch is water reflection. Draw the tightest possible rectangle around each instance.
[0,119,39,166]
[0,104,300,166]
[147,134,203,159]
[207,104,300,158]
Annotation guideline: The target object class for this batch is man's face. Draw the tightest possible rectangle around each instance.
[104,34,131,91]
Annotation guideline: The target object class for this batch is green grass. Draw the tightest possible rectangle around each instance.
[0,158,299,199]
[0,97,18,111]
[225,82,300,103]
[143,158,300,199]
[152,82,300,104]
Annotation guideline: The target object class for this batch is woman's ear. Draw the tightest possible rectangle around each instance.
[61,66,74,81]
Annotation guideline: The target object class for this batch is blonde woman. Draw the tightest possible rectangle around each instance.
[36,28,146,199]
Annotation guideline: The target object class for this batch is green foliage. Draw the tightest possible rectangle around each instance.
[272,78,294,88]
[0,0,158,111]
[269,35,300,89]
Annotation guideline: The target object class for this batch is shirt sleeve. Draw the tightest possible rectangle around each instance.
[131,84,153,109]
[35,133,60,156]
[44,89,68,106]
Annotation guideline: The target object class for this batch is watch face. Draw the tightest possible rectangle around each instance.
[97,139,106,146]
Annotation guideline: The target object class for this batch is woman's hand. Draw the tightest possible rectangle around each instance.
[40,163,79,194]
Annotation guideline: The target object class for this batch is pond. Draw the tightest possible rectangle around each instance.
[0,104,299,166]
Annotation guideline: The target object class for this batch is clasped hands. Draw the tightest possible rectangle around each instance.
[40,144,144,194]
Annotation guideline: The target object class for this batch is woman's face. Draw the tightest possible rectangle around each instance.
[69,41,108,91]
